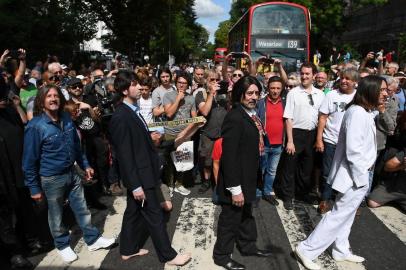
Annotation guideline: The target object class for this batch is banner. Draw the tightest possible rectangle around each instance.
[147,116,206,128]
[170,141,194,172]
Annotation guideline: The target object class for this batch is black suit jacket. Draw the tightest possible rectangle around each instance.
[217,104,261,203]
[109,103,160,191]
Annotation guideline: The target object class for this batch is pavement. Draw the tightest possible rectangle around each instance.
[7,184,406,270]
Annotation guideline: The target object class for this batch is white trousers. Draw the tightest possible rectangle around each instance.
[298,184,369,260]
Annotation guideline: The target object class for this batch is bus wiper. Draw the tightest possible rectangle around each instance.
[273,51,296,59]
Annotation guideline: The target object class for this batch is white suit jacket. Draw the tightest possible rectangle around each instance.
[327,105,377,194]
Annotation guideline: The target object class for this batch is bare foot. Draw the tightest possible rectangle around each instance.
[166,253,192,266]
[121,249,149,260]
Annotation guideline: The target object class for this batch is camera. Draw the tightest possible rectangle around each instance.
[8,50,20,59]
[92,78,115,118]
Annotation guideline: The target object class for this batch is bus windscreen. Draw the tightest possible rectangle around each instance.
[251,5,306,35]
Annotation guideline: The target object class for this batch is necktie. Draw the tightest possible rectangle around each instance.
[251,114,265,156]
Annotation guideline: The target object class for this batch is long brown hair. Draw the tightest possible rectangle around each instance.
[33,84,66,116]
[346,75,385,110]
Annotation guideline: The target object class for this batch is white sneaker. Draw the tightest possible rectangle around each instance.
[333,253,365,263]
[57,246,78,263]
[88,236,115,251]
[294,245,321,270]
[174,185,191,196]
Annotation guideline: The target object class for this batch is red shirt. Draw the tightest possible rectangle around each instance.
[212,138,223,161]
[265,97,284,145]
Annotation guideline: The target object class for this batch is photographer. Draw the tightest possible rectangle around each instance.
[195,70,228,194]
[368,112,406,211]
[66,78,123,199]
[0,49,27,95]
[359,51,384,75]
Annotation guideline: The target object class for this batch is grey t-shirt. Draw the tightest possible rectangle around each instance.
[162,90,196,136]
[152,85,174,108]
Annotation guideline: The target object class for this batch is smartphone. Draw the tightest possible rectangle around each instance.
[218,80,229,95]
[231,52,245,58]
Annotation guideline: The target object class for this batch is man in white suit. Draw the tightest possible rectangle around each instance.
[294,75,389,270]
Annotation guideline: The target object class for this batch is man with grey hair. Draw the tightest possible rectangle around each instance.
[48,62,69,99]
[385,62,399,76]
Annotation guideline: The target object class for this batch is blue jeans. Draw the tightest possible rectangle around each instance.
[41,168,100,250]
[256,145,282,197]
[321,142,336,201]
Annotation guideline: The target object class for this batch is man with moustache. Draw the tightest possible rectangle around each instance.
[23,85,115,263]
[255,76,286,206]
[109,70,191,266]
[314,68,359,213]
[213,76,272,270]
[278,63,325,210]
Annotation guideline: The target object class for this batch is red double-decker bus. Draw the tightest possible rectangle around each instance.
[228,2,311,72]
[213,48,228,64]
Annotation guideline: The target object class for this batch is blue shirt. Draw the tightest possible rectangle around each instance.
[396,88,406,112]
[23,112,89,195]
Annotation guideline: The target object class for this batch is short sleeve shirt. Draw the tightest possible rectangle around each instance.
[162,91,196,136]
[319,89,356,145]
[283,85,325,130]
[152,85,174,108]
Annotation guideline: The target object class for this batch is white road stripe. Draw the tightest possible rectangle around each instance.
[369,205,406,245]
[35,196,125,269]
[165,197,222,270]
[274,199,366,270]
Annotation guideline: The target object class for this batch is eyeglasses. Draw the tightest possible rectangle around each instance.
[307,94,314,106]
[209,78,220,82]
[233,73,243,78]
[49,76,60,82]
[69,84,82,89]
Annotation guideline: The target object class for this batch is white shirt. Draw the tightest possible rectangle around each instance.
[319,89,356,145]
[138,96,154,124]
[283,85,324,130]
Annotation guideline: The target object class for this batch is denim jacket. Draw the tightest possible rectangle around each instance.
[23,112,89,195]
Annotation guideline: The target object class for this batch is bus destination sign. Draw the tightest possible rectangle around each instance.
[255,39,301,49]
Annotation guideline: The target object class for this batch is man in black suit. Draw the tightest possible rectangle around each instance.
[109,70,190,266]
[213,76,272,270]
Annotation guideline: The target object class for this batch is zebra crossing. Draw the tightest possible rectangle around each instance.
[31,190,406,270]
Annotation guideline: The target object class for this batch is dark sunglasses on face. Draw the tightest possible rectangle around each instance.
[69,84,82,89]
[49,76,60,82]
[209,78,220,82]
[308,94,314,106]
[233,73,243,78]
[286,85,294,89]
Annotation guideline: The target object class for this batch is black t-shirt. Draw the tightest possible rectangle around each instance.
[75,109,101,137]
[381,147,406,194]
[0,106,25,187]
[195,91,227,139]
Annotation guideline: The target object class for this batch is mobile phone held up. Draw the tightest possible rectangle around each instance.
[231,52,245,58]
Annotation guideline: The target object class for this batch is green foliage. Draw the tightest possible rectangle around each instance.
[0,0,98,62]
[398,33,406,65]
[214,20,232,48]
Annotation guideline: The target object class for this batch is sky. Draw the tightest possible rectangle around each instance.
[194,0,232,43]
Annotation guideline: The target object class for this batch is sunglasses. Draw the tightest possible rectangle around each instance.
[49,76,60,82]
[307,94,314,106]
[286,85,294,89]
[233,73,243,78]
[69,84,83,89]
[209,78,220,82]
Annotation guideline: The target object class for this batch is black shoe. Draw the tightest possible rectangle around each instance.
[301,194,319,205]
[253,197,260,208]
[215,259,245,270]
[263,195,279,206]
[198,180,211,194]
[283,199,294,210]
[88,201,108,210]
[10,255,33,269]
[240,249,272,257]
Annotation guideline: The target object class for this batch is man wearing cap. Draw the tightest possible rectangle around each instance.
[67,78,123,199]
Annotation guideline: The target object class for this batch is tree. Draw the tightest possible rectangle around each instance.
[214,20,232,48]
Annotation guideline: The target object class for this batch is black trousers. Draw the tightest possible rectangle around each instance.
[120,188,177,262]
[85,136,113,188]
[213,203,257,265]
[278,128,316,201]
[0,197,23,256]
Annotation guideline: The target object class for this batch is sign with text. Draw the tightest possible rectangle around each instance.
[255,39,301,49]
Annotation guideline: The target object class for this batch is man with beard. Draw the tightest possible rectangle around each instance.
[314,71,330,94]
[314,68,359,213]
[278,63,325,210]
[213,76,272,270]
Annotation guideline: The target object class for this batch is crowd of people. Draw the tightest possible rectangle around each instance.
[0,47,405,269]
